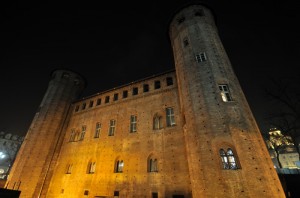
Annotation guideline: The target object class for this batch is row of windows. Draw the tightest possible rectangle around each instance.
[78,190,160,198]
[66,148,238,175]
[69,107,176,142]
[74,77,174,112]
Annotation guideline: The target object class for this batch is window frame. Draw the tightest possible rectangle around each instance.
[109,120,116,136]
[130,115,137,133]
[166,107,176,127]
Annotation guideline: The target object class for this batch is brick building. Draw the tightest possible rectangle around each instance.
[5,3,285,198]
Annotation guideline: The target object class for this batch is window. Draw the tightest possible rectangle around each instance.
[95,122,101,138]
[196,52,207,62]
[69,129,76,142]
[166,107,176,127]
[105,96,110,103]
[183,38,189,47]
[152,192,158,198]
[89,100,94,108]
[109,120,116,136]
[66,164,72,174]
[114,191,119,197]
[154,81,161,89]
[148,157,158,172]
[177,16,185,24]
[143,84,149,92]
[87,162,96,174]
[84,190,89,196]
[166,77,173,86]
[114,93,118,101]
[96,98,101,106]
[219,84,233,102]
[130,115,137,133]
[123,90,128,98]
[79,125,86,141]
[132,87,138,95]
[115,160,124,173]
[75,105,79,112]
[220,148,238,170]
[82,103,86,110]
[153,114,162,130]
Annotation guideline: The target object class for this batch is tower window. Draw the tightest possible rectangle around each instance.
[95,122,101,138]
[109,120,116,136]
[130,115,137,133]
[114,191,120,197]
[220,148,238,170]
[87,162,96,174]
[84,190,89,195]
[166,107,176,127]
[148,157,158,172]
[195,9,204,16]
[196,52,207,62]
[219,84,233,102]
[183,38,189,47]
[154,81,161,89]
[96,98,101,106]
[132,87,138,95]
[177,16,185,24]
[105,96,110,103]
[114,93,118,101]
[115,160,124,173]
[143,84,149,92]
[166,77,173,86]
[123,90,128,98]
[66,164,72,174]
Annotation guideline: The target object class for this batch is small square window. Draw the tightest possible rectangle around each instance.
[123,90,128,98]
[114,93,118,101]
[166,77,173,86]
[196,52,207,62]
[82,103,86,110]
[96,98,101,106]
[114,191,119,196]
[89,101,93,108]
[154,81,161,89]
[132,87,138,95]
[84,190,89,195]
[105,96,110,103]
[143,84,149,92]
[152,192,158,198]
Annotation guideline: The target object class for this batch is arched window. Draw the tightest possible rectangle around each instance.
[115,160,124,173]
[153,114,162,130]
[149,158,158,172]
[220,148,238,170]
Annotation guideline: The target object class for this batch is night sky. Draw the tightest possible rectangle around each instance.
[1,0,299,137]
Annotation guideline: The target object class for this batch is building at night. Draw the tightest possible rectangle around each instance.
[5,3,285,198]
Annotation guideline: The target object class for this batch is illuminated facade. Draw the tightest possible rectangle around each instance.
[6,4,285,198]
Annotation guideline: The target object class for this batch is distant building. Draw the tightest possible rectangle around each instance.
[0,132,24,180]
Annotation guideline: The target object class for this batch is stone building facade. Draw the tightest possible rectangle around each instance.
[5,3,285,198]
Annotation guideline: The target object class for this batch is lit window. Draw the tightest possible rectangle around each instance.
[79,125,86,141]
[218,84,233,102]
[114,93,118,101]
[69,129,76,142]
[95,122,101,138]
[132,87,138,95]
[220,148,238,170]
[89,101,93,108]
[166,77,173,86]
[196,52,207,62]
[115,160,124,173]
[166,107,176,127]
[109,120,116,136]
[154,81,161,89]
[143,84,149,92]
[130,115,137,133]
[66,164,72,174]
[153,114,163,130]
[123,90,128,98]
[87,162,96,174]
[148,157,158,172]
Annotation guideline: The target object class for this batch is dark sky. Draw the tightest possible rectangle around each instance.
[0,0,299,137]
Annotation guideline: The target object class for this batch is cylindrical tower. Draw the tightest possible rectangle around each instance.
[6,69,85,197]
[169,4,285,197]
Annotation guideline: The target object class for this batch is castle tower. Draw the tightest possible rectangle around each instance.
[6,70,85,197]
[169,4,285,197]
